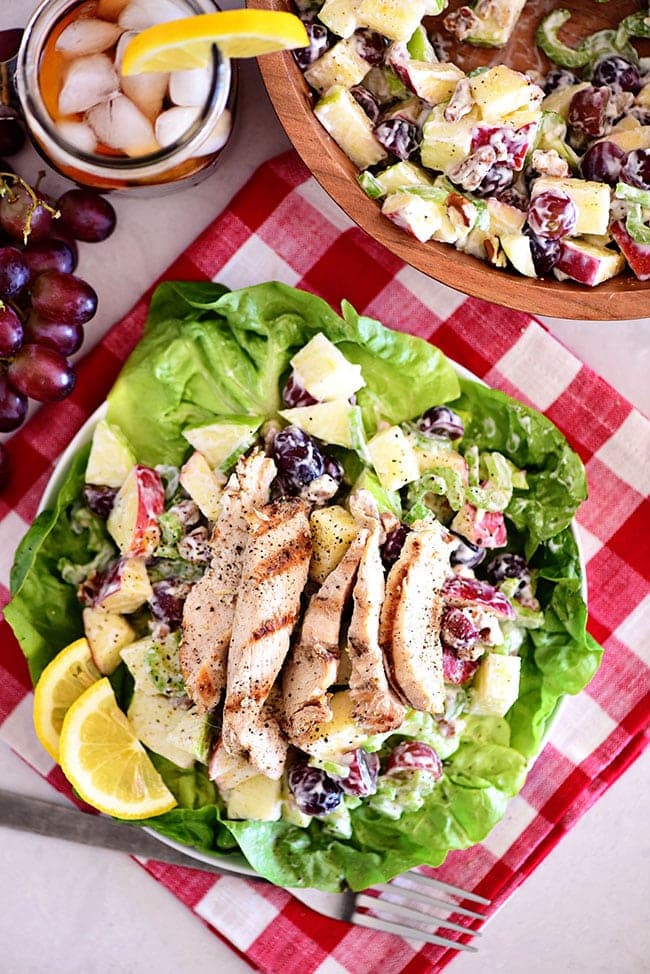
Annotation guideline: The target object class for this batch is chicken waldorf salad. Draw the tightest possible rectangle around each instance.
[6,281,601,891]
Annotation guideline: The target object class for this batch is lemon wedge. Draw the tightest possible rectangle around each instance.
[121,10,309,75]
[33,638,102,762]
[59,678,177,820]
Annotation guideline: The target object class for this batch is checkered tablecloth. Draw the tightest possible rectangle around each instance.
[1,151,649,973]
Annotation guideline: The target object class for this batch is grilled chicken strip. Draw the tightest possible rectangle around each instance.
[222,497,312,779]
[380,519,451,714]
[284,531,366,747]
[180,450,276,713]
[347,491,406,733]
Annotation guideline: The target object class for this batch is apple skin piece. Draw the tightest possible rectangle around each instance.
[387,45,464,105]
[107,464,164,557]
[83,605,135,675]
[85,419,136,489]
[610,221,650,281]
[555,239,626,287]
[96,557,153,614]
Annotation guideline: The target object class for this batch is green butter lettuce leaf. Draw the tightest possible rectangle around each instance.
[107,282,460,467]
[454,378,588,556]
[4,281,600,892]
[4,446,89,685]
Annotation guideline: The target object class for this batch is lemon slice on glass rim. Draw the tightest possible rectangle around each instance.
[33,637,102,762]
[121,9,309,75]
[59,678,177,820]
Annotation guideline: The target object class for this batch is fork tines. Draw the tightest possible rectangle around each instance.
[351,872,491,951]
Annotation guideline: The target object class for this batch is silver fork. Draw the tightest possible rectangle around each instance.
[294,871,490,952]
[0,789,490,951]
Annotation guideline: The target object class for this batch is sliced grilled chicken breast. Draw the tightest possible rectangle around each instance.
[380,520,451,714]
[284,530,366,747]
[222,497,311,779]
[347,491,406,733]
[180,450,276,712]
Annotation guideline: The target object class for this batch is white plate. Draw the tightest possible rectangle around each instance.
[37,361,587,879]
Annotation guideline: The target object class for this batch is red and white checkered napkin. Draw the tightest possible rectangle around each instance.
[1,151,649,973]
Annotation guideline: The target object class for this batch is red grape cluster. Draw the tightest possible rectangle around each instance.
[0,160,116,488]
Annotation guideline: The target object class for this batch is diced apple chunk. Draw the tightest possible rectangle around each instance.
[555,239,626,287]
[106,464,164,557]
[309,505,359,583]
[226,774,283,821]
[301,689,368,761]
[541,82,589,119]
[421,105,478,173]
[501,232,537,277]
[469,66,540,122]
[182,417,262,471]
[314,85,387,169]
[318,0,361,38]
[357,0,427,42]
[127,693,195,770]
[280,400,366,452]
[604,125,650,154]
[487,197,526,236]
[83,605,135,675]
[96,557,153,614]
[367,425,420,491]
[291,332,365,401]
[304,38,371,93]
[179,451,223,521]
[382,191,452,243]
[469,653,521,717]
[531,176,611,236]
[387,47,465,105]
[85,419,135,488]
[372,160,433,196]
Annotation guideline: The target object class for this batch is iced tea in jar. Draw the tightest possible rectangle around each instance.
[16,0,235,192]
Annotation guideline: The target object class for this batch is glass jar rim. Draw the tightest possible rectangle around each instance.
[15,0,232,181]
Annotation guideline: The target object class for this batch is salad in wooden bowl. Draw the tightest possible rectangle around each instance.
[249,0,650,319]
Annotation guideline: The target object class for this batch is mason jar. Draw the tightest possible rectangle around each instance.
[15,0,236,193]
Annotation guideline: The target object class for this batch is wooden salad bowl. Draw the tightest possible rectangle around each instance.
[248,0,650,320]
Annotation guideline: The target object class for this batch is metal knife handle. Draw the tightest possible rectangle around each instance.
[0,788,258,880]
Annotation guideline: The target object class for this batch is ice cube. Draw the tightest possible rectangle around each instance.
[154,105,200,147]
[58,53,119,116]
[196,109,232,157]
[115,32,168,118]
[55,19,122,57]
[87,94,160,157]
[169,66,212,107]
[56,120,98,154]
[118,0,185,31]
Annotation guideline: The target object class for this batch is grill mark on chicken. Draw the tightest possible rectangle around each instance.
[179,450,276,713]
[222,497,311,779]
[284,530,366,747]
[380,522,450,715]
[347,491,406,733]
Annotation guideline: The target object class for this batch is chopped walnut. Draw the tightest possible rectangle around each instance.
[531,148,570,178]
[300,473,339,505]
[444,78,474,123]
[448,145,496,192]
[476,0,509,28]
[446,192,476,230]
[484,236,506,267]
[443,7,478,41]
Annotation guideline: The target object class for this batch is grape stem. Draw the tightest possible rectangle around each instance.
[0,171,60,244]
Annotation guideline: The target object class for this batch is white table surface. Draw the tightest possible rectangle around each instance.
[1,3,649,972]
